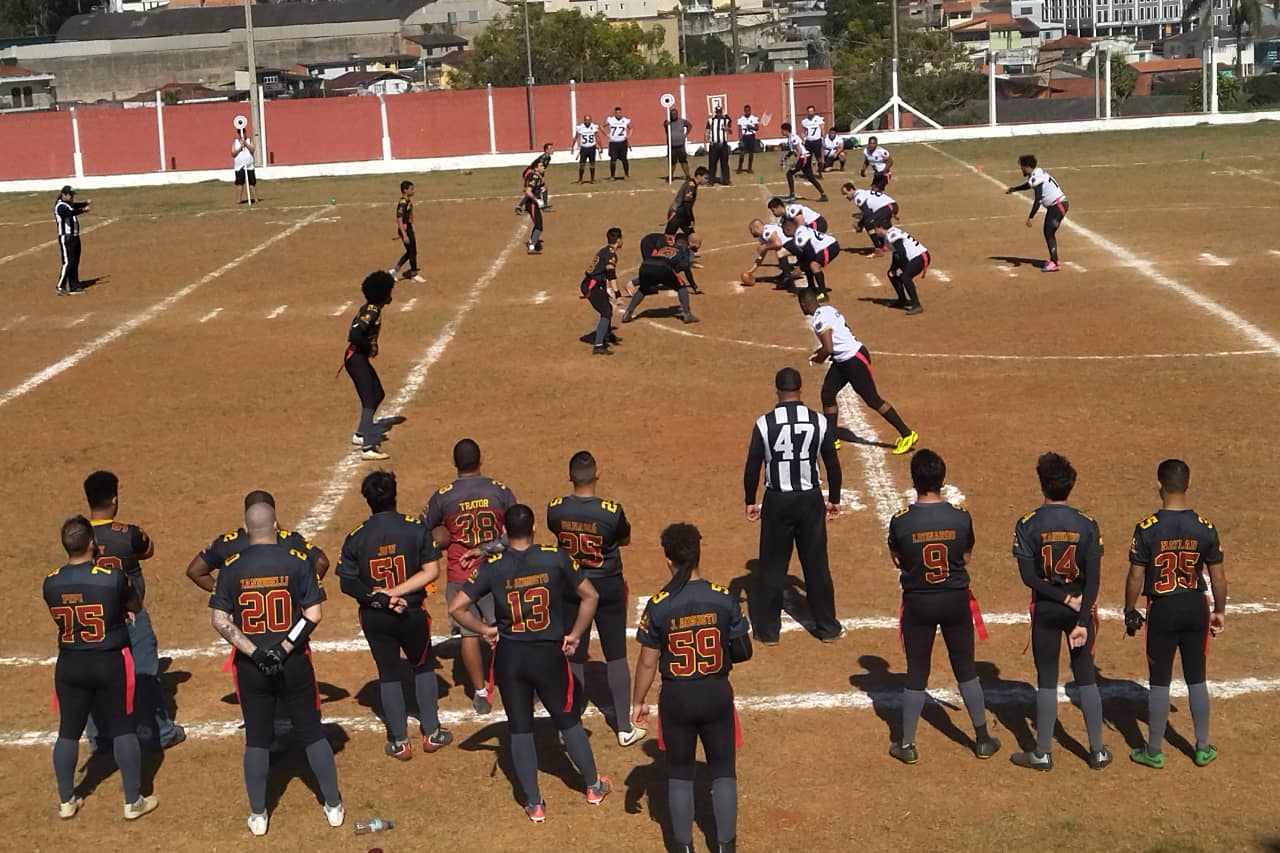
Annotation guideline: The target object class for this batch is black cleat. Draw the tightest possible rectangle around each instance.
[591,345,613,356]
[974,736,1001,759]
[905,303,924,315]
[889,742,919,764]
[1089,747,1113,770]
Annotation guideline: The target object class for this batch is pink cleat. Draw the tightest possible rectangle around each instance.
[1041,261,1060,272]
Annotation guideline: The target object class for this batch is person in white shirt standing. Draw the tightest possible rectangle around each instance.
[606,107,632,180]
[53,185,91,296]
[572,114,602,184]
[798,289,919,456]
[780,122,827,203]
[801,105,826,174]
[884,225,929,315]
[1005,154,1069,272]
[232,129,258,205]
[860,136,893,191]
[735,104,761,174]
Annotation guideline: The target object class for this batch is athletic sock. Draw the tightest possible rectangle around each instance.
[244,746,270,814]
[358,408,377,445]
[530,227,542,246]
[711,777,738,845]
[606,658,633,733]
[1146,684,1170,754]
[379,681,408,743]
[902,688,927,745]
[1079,683,1105,753]
[1188,681,1211,750]
[303,739,342,807]
[511,732,541,804]
[114,734,143,804]
[669,778,696,845]
[824,411,839,440]
[813,269,827,291]
[881,406,911,437]
[957,677,989,731]
[412,668,441,736]
[1035,687,1057,755]
[560,724,599,787]
[53,737,78,802]
[623,291,644,318]
[593,314,612,348]
[677,288,691,314]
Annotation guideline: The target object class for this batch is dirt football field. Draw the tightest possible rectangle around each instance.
[1,122,1279,853]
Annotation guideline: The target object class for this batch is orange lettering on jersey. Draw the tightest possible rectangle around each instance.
[912,530,957,543]
[676,613,717,628]
[458,499,491,511]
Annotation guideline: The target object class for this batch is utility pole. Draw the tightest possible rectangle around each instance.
[524,0,537,149]
[243,0,263,167]
[729,0,740,72]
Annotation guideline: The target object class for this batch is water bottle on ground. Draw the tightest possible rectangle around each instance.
[354,817,394,835]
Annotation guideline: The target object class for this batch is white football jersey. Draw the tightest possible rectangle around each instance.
[576,123,600,147]
[863,147,890,173]
[606,116,630,142]
[801,115,825,141]
[788,133,808,158]
[854,189,895,213]
[760,222,785,245]
[737,115,760,135]
[785,203,821,226]
[810,305,863,363]
[1028,168,1066,206]
[823,136,842,155]
[791,225,837,253]
[886,226,928,261]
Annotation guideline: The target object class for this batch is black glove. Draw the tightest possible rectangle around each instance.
[252,644,286,676]
[368,591,392,610]
[1124,609,1146,637]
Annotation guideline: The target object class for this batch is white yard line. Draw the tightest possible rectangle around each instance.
[66,313,91,328]
[199,308,223,323]
[332,300,352,317]
[294,225,527,537]
[1221,164,1280,189]
[266,304,288,319]
[834,384,901,527]
[864,272,882,289]
[931,269,952,283]
[0,315,28,332]
[0,207,330,411]
[530,291,548,305]
[925,143,1280,358]
[0,218,118,268]
[400,296,418,312]
[1198,253,1230,267]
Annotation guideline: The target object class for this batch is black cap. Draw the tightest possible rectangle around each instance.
[775,367,802,392]
[60,185,75,195]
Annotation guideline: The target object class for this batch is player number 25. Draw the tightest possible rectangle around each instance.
[238,589,293,635]
[50,604,106,644]
[921,543,949,584]
[668,627,722,677]
[557,531,604,568]
[1152,551,1200,595]
[507,586,551,633]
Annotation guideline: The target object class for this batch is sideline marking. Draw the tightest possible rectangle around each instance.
[67,313,91,328]
[0,208,330,410]
[834,382,901,526]
[0,218,118,268]
[2,676,1276,747]
[400,297,418,313]
[294,225,527,537]
[932,269,952,283]
[266,304,288,319]
[1198,253,1230,267]
[925,143,1280,358]
[199,308,222,323]
[531,291,548,305]
[332,300,351,317]
[1,315,29,332]
[1222,164,1280,189]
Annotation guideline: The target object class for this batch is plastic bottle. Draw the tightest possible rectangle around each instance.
[353,817,395,835]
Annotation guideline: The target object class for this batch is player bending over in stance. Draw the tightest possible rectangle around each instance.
[666,166,709,238]
[887,450,1000,764]
[884,225,929,315]
[514,143,554,214]
[768,196,828,235]
[523,162,548,254]
[338,470,451,761]
[745,218,797,289]
[633,523,752,853]
[799,289,918,455]
[1005,154,1068,272]
[45,516,158,822]
[860,136,892,191]
[780,122,827,202]
[210,502,344,836]
[449,505,612,823]
[581,228,623,356]
[1011,453,1111,771]
[822,129,847,171]
[842,181,898,255]
[342,271,396,461]
[1126,459,1226,769]
[548,451,646,747]
[781,218,840,296]
[620,232,702,325]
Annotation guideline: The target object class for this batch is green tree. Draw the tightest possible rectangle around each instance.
[1185,70,1243,110]
[1180,0,1280,77]
[823,0,890,40]
[683,33,733,75]
[457,6,684,88]
[1088,52,1138,113]
[0,0,82,38]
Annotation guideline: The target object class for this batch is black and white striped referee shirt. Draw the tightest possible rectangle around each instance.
[54,199,83,237]
[706,113,732,145]
[744,401,842,504]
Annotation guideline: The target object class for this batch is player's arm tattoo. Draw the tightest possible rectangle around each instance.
[211,608,259,656]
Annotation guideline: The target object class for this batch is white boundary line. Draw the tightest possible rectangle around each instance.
[0,217,118,267]
[3,675,1278,748]
[923,143,1280,358]
[0,207,329,411]
[1222,164,1280,189]
[294,224,527,536]
[266,304,288,319]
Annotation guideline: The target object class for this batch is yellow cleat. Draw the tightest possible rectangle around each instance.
[892,430,919,456]
[833,439,842,451]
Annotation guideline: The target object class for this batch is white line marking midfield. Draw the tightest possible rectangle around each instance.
[1198,253,1230,267]
[531,291,548,305]
[67,313,91,328]
[0,218,118,268]
[400,297,418,312]
[199,308,222,323]
[332,301,351,317]
[266,304,288,319]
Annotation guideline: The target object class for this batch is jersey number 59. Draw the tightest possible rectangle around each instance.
[668,627,722,677]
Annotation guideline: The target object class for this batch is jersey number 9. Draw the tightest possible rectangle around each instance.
[921,543,949,584]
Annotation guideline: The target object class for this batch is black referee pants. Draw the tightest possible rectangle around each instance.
[57,234,82,291]
[756,489,840,642]
[708,142,730,185]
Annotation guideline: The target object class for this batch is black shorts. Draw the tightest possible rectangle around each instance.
[862,209,893,231]
[870,171,889,191]
[360,606,432,680]
[900,589,977,691]
[1045,198,1069,231]
[738,135,760,154]
[822,346,883,410]
[608,141,629,161]
[811,216,830,234]
[1030,598,1098,688]
[234,167,257,187]
[587,283,613,318]
[55,647,135,740]
[665,210,694,237]
[345,350,385,411]
[493,641,580,734]
[639,261,682,294]
[803,241,840,269]
[579,147,597,163]
[1145,593,1210,687]
[670,144,688,165]
[564,574,629,663]
[659,677,737,780]
[234,650,325,749]
[805,139,824,162]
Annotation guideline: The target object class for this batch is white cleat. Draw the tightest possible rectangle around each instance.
[617,727,647,748]
[247,812,269,836]
[59,796,84,820]
[123,794,159,821]
[411,275,427,283]
[351,434,364,447]
[323,802,345,828]
[360,449,390,461]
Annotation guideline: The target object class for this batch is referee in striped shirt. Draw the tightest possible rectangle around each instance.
[743,367,844,645]
[54,185,91,296]
[705,105,733,187]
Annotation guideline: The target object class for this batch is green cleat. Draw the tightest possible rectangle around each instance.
[889,742,919,765]
[1194,745,1218,767]
[1129,748,1164,769]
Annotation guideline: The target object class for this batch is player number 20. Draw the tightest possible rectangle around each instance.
[668,627,722,677]
[507,586,551,633]
[921,543,949,584]
[50,604,106,644]
[238,589,293,635]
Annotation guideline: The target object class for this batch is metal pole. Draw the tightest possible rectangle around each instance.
[377,93,392,161]
[890,0,901,130]
[70,106,84,179]
[1103,47,1112,119]
[487,83,497,154]
[524,0,536,150]
[1209,36,1219,113]
[242,0,262,168]
[787,68,796,129]
[987,50,996,126]
[569,78,577,138]
[729,0,740,73]
[1094,50,1101,118]
[155,90,167,171]
[679,73,686,119]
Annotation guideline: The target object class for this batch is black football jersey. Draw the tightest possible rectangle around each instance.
[200,527,321,575]
[44,560,135,651]
[337,510,442,609]
[670,178,697,214]
[580,246,617,295]
[888,501,974,592]
[461,545,583,643]
[1129,508,1223,598]
[209,542,325,650]
[546,495,630,579]
[90,517,151,600]
[396,196,413,226]
[1012,503,1103,601]
[348,302,382,355]
[637,579,749,682]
